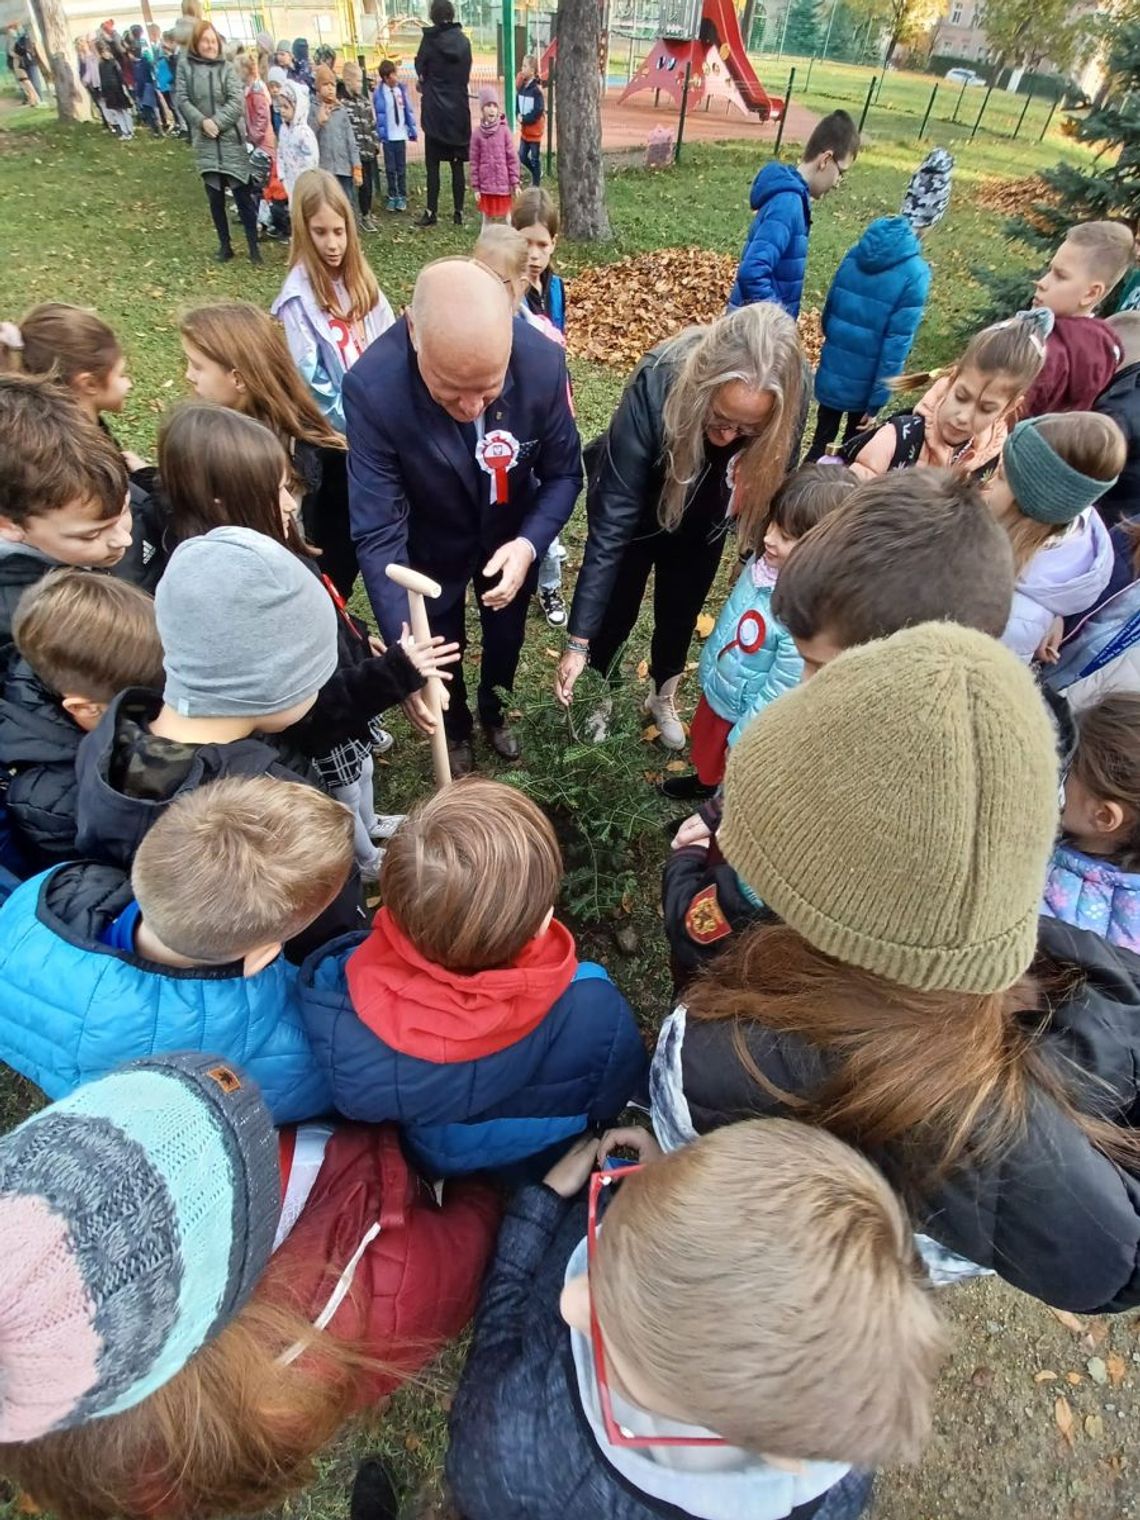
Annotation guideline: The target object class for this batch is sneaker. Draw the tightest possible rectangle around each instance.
[395,196,407,211]
[643,681,686,750]
[539,585,566,627]
[369,813,405,842]
[372,727,394,756]
[386,195,397,211]
[415,210,437,228]
[549,538,568,561]
[359,849,385,884]
[584,697,612,744]
[362,213,380,232]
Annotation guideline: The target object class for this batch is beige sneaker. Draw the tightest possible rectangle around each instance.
[643,675,686,750]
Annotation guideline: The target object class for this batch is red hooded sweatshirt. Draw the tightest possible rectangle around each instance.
[346,907,580,1063]
[1024,315,1120,417]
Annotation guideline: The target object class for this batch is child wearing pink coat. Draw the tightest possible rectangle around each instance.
[470,85,519,227]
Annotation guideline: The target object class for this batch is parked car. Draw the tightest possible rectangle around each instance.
[946,67,987,86]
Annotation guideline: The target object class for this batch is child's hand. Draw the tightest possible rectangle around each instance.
[543,1135,602,1199]
[1036,615,1064,665]
[597,1126,663,1167]
[397,622,461,681]
[672,812,712,850]
[353,163,363,186]
[122,449,148,473]
[368,633,387,657]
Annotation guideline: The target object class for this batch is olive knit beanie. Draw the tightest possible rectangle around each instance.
[720,622,1059,994]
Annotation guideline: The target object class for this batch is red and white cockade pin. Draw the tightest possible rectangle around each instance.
[476,429,521,504]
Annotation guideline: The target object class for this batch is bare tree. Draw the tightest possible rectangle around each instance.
[29,0,89,122]
[554,0,611,241]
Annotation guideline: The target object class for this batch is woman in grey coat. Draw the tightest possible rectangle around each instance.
[175,19,262,263]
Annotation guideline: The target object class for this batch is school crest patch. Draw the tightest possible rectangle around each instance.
[684,885,731,945]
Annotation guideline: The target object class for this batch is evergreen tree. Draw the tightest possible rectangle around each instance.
[970,14,1140,327]
[783,0,822,55]
[823,1,864,59]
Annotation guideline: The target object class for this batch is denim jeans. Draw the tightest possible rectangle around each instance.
[538,539,563,592]
[382,138,407,199]
[519,138,541,185]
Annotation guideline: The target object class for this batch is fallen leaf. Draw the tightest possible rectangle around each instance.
[1085,1414,1104,1440]
[1055,1395,1074,1447]
[635,659,649,680]
[971,1366,994,1388]
[1050,1308,1085,1334]
[1087,1321,1109,1347]
[404,1432,422,1452]
[641,723,661,742]
[1065,1371,1083,1386]
[694,613,715,639]
[1108,1453,1127,1473]
[1107,1352,1126,1387]
[1034,1370,1058,1383]
[1088,1356,1108,1386]
[643,770,664,784]
[544,647,561,660]
[665,759,688,772]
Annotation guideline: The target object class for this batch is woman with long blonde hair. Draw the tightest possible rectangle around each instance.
[0,1055,499,1520]
[271,168,394,434]
[180,298,360,596]
[554,302,805,749]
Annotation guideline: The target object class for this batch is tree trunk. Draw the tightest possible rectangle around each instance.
[554,0,611,241]
[29,0,89,122]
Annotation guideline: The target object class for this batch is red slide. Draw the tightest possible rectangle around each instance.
[700,0,778,118]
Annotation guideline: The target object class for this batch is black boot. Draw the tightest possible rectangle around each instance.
[659,772,717,802]
[350,1458,399,1520]
[415,209,437,227]
[213,245,234,263]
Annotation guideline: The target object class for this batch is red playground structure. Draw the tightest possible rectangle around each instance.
[619,0,783,122]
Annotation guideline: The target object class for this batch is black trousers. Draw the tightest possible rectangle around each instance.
[805,404,863,462]
[431,562,539,740]
[358,157,376,217]
[204,178,259,256]
[424,136,465,217]
[589,496,729,688]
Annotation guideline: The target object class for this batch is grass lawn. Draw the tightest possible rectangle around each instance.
[0,90,1096,1519]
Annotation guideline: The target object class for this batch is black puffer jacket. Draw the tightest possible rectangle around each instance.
[0,658,82,869]
[1095,362,1140,530]
[662,834,767,993]
[0,548,50,661]
[414,20,472,150]
[654,918,1140,1314]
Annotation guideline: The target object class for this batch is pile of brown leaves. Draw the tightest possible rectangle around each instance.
[566,247,822,369]
[973,175,1058,218]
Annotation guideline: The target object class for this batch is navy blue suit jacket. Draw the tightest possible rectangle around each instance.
[344,317,583,639]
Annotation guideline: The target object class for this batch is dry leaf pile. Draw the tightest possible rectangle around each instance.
[566,248,822,369]
[973,174,1059,229]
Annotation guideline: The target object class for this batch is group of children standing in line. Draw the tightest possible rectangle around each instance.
[2,123,1140,1520]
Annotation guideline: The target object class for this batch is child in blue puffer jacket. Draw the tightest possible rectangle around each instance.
[1042,693,1140,952]
[299,777,647,1178]
[807,149,953,461]
[0,775,352,1123]
[667,463,858,802]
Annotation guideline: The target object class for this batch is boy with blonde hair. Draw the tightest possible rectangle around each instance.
[0,570,164,869]
[299,776,646,1175]
[447,1119,945,1520]
[1027,219,1134,415]
[0,774,351,1121]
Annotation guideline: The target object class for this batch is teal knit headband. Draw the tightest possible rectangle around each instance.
[1003,416,1119,526]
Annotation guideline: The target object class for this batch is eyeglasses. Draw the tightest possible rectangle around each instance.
[587,1166,727,1450]
[705,411,769,440]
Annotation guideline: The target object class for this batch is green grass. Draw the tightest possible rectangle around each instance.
[0,98,1087,1518]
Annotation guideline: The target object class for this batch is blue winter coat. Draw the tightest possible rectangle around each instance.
[814,215,931,415]
[0,862,334,1123]
[298,932,648,1177]
[698,561,802,741]
[727,162,812,317]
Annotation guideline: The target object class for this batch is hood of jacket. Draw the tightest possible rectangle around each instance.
[749,160,810,217]
[346,907,579,1062]
[854,214,922,274]
[0,861,332,1123]
[915,374,1008,472]
[421,20,469,61]
[1043,843,1140,953]
[1048,315,1120,405]
[1018,509,1114,617]
[0,658,80,765]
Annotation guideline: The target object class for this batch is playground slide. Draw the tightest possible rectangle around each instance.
[701,0,777,117]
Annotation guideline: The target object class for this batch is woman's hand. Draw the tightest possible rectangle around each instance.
[397,621,461,682]
[672,812,712,850]
[201,116,219,138]
[555,647,587,707]
[1036,615,1064,665]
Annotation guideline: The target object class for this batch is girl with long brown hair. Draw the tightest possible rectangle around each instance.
[555,302,806,751]
[0,1054,500,1520]
[271,168,394,434]
[180,298,359,597]
[652,620,1140,1313]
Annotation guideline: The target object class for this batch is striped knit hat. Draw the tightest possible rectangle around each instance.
[720,622,1059,993]
[0,1054,280,1443]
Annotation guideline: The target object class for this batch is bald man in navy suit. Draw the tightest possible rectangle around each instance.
[345,259,582,773]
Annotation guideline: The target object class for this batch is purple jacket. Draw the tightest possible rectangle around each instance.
[470,118,519,197]
[1002,510,1114,662]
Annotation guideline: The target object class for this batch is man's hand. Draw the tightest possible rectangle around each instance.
[481,537,535,611]
[555,648,587,707]
[201,116,219,138]
[672,812,712,850]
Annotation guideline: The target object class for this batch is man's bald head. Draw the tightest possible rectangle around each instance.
[409,260,515,423]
